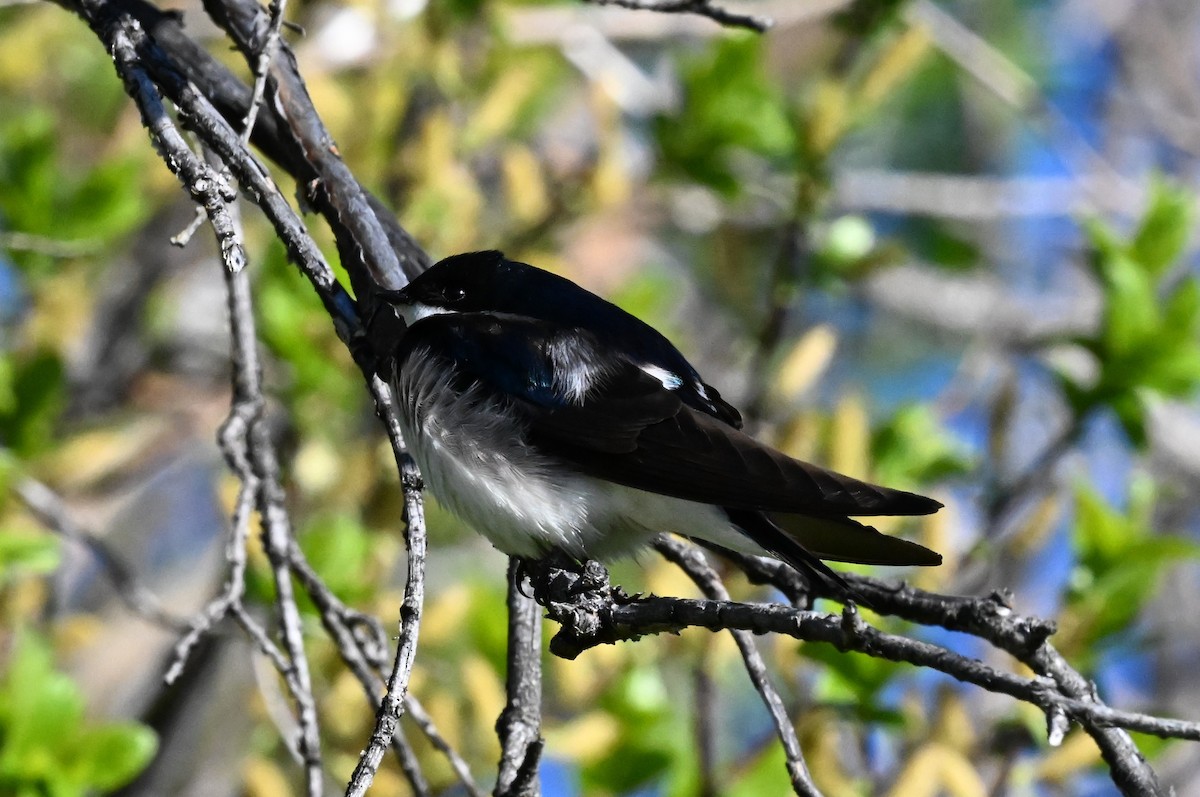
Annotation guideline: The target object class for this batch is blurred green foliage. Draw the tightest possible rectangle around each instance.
[0,352,65,459]
[1065,182,1200,444]
[802,643,908,725]
[1062,481,1200,666]
[0,98,151,280]
[872,404,973,487]
[0,631,157,797]
[0,530,59,587]
[656,37,795,197]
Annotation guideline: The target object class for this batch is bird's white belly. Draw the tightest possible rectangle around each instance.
[394,352,752,561]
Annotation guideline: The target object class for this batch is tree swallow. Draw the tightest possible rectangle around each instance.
[382,251,941,593]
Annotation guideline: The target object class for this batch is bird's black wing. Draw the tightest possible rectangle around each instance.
[401,313,940,519]
[537,390,941,517]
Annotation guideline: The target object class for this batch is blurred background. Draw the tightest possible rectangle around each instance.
[2,0,1200,794]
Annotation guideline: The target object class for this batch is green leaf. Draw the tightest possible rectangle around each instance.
[0,355,17,416]
[0,109,149,274]
[0,530,60,583]
[258,241,361,435]
[801,643,907,720]
[1081,217,1126,279]
[587,743,673,794]
[1073,484,1137,566]
[71,724,158,791]
[1068,484,1200,652]
[297,512,374,605]
[903,218,981,272]
[1100,251,1159,357]
[655,36,795,196]
[1131,179,1193,277]
[872,404,971,486]
[581,666,680,793]
[464,583,513,670]
[1108,391,1148,446]
[1129,730,1178,762]
[0,634,84,784]
[0,632,157,795]
[1136,342,1200,396]
[0,351,65,458]
[1164,278,1200,338]
[725,743,791,797]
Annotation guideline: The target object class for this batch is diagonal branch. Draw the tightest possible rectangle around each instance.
[14,477,190,631]
[581,0,773,32]
[495,560,544,797]
[654,537,822,797]
[201,0,426,291]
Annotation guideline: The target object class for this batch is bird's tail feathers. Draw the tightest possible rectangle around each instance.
[723,507,853,600]
[769,512,942,567]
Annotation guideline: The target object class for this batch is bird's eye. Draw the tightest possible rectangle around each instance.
[445,287,467,303]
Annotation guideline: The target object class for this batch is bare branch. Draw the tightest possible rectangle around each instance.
[201,0,424,290]
[580,0,773,32]
[525,557,1196,786]
[495,560,544,797]
[343,431,428,797]
[226,272,325,797]
[0,231,102,258]
[48,0,458,794]
[14,477,190,631]
[75,12,326,791]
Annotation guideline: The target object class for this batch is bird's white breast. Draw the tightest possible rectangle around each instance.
[394,347,586,557]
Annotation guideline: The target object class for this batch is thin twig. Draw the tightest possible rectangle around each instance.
[582,0,773,32]
[173,0,284,252]
[655,538,823,797]
[164,425,259,683]
[904,0,1134,204]
[718,554,1178,797]
[54,1,448,794]
[405,695,487,797]
[239,0,286,143]
[201,0,417,290]
[343,416,428,797]
[131,7,438,790]
[13,477,190,631]
[220,191,324,797]
[0,231,102,258]
[527,558,1199,753]
[289,535,483,797]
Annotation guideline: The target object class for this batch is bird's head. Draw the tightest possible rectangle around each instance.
[384,250,587,328]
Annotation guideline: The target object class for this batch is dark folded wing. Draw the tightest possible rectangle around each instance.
[396,314,939,518]
[535,391,941,516]
[688,380,742,428]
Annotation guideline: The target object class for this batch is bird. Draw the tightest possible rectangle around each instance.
[380,250,941,595]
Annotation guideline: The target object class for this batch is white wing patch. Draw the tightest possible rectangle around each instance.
[549,334,607,403]
[640,364,683,390]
